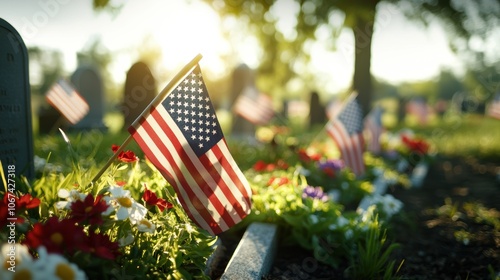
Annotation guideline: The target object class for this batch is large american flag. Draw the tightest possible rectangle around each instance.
[45,79,89,124]
[487,93,500,120]
[128,65,252,235]
[364,106,384,154]
[326,97,365,176]
[233,86,274,125]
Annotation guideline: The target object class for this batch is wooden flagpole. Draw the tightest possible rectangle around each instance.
[88,53,203,186]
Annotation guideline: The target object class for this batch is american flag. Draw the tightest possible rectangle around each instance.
[487,93,500,120]
[45,79,89,124]
[326,97,365,176]
[128,65,252,235]
[364,106,384,154]
[406,97,428,125]
[233,86,274,125]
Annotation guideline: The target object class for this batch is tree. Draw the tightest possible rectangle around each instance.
[203,0,500,115]
[91,0,500,116]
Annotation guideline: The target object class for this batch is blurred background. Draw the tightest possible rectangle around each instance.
[1,0,499,133]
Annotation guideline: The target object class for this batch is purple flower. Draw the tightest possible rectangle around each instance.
[317,160,345,177]
[302,186,329,202]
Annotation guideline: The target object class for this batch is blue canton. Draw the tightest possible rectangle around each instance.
[338,99,363,135]
[161,66,223,157]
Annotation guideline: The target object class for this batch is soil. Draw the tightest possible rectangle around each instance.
[210,155,500,279]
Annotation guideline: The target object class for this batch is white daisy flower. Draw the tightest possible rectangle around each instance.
[136,218,156,233]
[55,189,87,210]
[35,247,87,280]
[108,186,147,223]
[0,244,36,279]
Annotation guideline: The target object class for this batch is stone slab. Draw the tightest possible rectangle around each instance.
[221,222,278,280]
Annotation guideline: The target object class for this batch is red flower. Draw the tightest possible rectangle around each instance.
[142,187,173,212]
[253,160,267,172]
[267,176,290,187]
[85,232,120,260]
[111,144,138,163]
[115,180,127,187]
[276,159,289,170]
[17,193,40,211]
[24,217,87,254]
[70,194,109,225]
[401,135,430,154]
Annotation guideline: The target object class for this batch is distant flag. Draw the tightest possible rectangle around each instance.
[406,97,428,125]
[128,65,252,235]
[364,106,384,154]
[233,86,274,125]
[45,79,89,124]
[487,93,500,120]
[326,96,365,176]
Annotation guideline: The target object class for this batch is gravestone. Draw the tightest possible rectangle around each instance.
[229,64,256,139]
[308,91,326,128]
[69,63,107,131]
[0,18,34,185]
[122,61,157,129]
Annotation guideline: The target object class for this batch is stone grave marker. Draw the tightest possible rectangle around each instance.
[122,61,157,129]
[70,63,107,131]
[308,91,326,128]
[0,18,34,185]
[229,64,256,139]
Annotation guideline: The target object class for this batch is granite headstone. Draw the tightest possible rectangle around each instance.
[0,18,34,185]
[70,64,107,131]
[122,61,157,129]
[229,64,256,139]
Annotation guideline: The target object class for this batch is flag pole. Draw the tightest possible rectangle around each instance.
[88,53,203,187]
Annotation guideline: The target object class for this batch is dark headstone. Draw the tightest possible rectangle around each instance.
[122,61,157,129]
[308,91,326,128]
[70,64,107,131]
[0,18,34,184]
[229,64,256,138]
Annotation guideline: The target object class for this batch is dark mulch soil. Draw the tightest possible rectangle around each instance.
[210,156,500,279]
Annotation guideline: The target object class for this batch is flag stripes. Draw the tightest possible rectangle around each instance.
[327,121,365,176]
[326,97,365,176]
[234,87,274,125]
[45,79,89,124]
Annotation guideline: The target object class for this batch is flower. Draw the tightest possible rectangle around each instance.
[55,189,87,210]
[136,218,156,233]
[318,159,344,177]
[142,186,173,212]
[17,193,41,211]
[108,186,147,223]
[302,186,329,202]
[401,134,430,155]
[36,247,87,280]
[86,232,120,260]
[24,217,87,255]
[112,144,139,163]
[267,176,290,187]
[69,194,110,225]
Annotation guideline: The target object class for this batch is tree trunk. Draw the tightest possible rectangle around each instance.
[352,14,375,116]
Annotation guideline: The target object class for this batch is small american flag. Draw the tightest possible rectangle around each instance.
[45,79,89,124]
[364,106,384,154]
[326,97,365,176]
[233,86,274,125]
[129,65,252,235]
[406,97,428,125]
[487,93,500,120]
